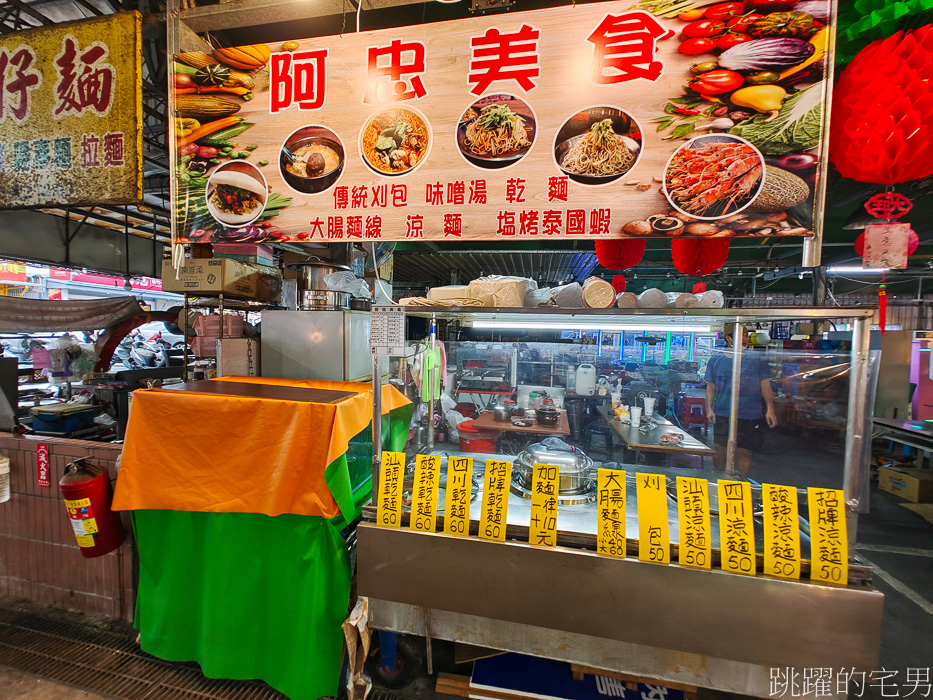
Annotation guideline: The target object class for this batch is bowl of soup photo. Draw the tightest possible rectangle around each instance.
[279,126,345,195]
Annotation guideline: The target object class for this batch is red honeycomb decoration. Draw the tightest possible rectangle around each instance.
[595,239,646,270]
[671,239,730,276]
[830,25,933,185]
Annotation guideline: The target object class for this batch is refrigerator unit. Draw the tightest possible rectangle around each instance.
[261,310,373,381]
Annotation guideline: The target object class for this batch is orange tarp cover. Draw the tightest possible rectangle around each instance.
[113,377,410,518]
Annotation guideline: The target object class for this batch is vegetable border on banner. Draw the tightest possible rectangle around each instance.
[172,0,833,243]
[0,12,143,209]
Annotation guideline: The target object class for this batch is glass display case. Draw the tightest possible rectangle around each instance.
[359,307,883,697]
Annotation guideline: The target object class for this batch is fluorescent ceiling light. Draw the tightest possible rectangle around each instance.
[826,266,889,273]
[471,320,711,332]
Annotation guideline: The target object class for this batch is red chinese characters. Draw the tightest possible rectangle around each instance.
[53,35,115,118]
[468,24,540,96]
[587,11,673,84]
[547,176,569,203]
[271,49,328,114]
[444,213,462,238]
[0,45,41,124]
[365,39,427,104]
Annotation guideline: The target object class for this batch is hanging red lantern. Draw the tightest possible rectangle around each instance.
[611,275,626,293]
[854,228,918,256]
[671,239,730,276]
[595,239,646,270]
[830,25,933,185]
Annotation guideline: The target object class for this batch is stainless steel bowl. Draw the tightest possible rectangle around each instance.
[491,404,511,422]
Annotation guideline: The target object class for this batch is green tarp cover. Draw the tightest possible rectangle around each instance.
[132,405,411,700]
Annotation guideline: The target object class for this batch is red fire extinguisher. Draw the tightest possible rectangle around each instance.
[59,458,125,558]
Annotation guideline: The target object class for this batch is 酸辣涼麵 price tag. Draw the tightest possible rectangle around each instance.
[763,483,801,580]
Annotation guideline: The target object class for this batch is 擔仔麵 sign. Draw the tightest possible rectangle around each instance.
[0,12,142,208]
[172,0,833,243]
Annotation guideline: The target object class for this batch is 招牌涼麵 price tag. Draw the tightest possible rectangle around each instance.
[763,483,801,580]
[596,468,626,558]
[637,473,669,565]
[377,450,405,528]
[807,487,848,585]
[479,459,511,542]
[444,456,473,537]
[410,454,441,532]
[677,476,710,570]
[529,463,559,547]
[718,480,756,576]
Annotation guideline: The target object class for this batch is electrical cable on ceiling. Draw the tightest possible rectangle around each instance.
[370,242,399,305]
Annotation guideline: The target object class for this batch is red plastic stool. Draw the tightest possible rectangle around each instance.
[679,395,707,434]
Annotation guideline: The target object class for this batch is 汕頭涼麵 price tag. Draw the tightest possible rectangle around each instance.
[444,456,473,536]
[677,476,710,570]
[763,483,801,579]
[807,487,848,585]
[410,454,441,532]
[529,463,559,547]
[479,460,511,541]
[637,473,669,565]
[718,480,756,576]
[597,468,626,558]
[377,450,405,528]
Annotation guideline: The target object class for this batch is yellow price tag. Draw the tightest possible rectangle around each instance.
[717,480,756,576]
[75,534,94,548]
[637,473,669,565]
[443,456,473,537]
[807,487,848,586]
[596,469,626,559]
[409,455,441,532]
[677,476,711,570]
[376,450,405,528]
[529,463,559,547]
[479,460,511,542]
[763,483,801,580]
[64,498,91,509]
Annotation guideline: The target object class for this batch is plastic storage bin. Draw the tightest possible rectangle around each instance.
[458,419,498,453]
[30,404,96,434]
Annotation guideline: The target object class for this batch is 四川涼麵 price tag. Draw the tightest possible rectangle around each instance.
[763,483,801,580]
[677,476,710,570]
[808,487,848,586]
[479,459,511,541]
[529,463,559,547]
[596,468,626,558]
[718,480,756,576]
[444,456,473,537]
[376,450,405,528]
[410,454,441,532]
[637,473,669,565]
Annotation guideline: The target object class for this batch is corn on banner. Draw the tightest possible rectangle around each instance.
[0,12,143,208]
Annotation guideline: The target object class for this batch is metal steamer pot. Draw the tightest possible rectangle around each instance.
[514,443,595,495]
[287,257,352,311]
[491,403,511,422]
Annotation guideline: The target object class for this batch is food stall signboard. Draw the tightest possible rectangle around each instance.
[596,468,627,559]
[377,450,405,528]
[0,13,142,208]
[807,487,848,586]
[443,456,473,537]
[762,483,801,580]
[677,476,711,570]
[479,459,511,542]
[717,480,756,576]
[172,0,832,243]
[636,473,670,565]
[410,454,441,532]
[529,463,559,547]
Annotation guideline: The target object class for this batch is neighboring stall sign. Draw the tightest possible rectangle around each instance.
[0,12,143,208]
[173,0,832,243]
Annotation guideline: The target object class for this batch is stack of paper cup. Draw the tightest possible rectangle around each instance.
[631,406,642,427]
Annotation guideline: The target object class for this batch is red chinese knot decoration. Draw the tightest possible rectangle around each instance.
[595,239,646,270]
[830,25,933,185]
[671,239,730,276]
[864,192,912,220]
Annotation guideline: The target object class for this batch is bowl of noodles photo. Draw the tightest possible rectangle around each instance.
[360,106,431,176]
[554,107,642,186]
[663,134,765,220]
[457,95,536,169]
[205,161,268,228]
[279,125,345,195]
